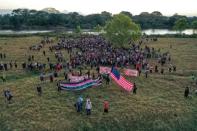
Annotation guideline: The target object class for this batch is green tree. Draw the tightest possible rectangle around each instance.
[120,11,132,18]
[74,25,82,35]
[192,20,197,29]
[94,24,103,32]
[104,13,141,47]
[173,18,188,33]
[192,20,197,34]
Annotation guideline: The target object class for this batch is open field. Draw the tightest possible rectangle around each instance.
[0,36,197,131]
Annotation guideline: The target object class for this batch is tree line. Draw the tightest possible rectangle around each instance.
[0,9,197,30]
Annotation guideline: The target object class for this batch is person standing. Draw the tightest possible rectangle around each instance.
[184,87,189,98]
[9,61,13,69]
[161,68,164,74]
[145,70,148,78]
[173,65,176,72]
[85,98,92,115]
[133,83,137,94]
[37,86,42,96]
[14,61,17,68]
[57,80,61,92]
[76,96,83,112]
[43,50,46,56]
[103,100,109,113]
[155,65,158,73]
[50,75,54,82]
[169,67,172,73]
[4,89,13,104]
[47,57,50,62]
[106,74,110,85]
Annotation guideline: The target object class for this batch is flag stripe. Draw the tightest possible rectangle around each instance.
[110,72,133,92]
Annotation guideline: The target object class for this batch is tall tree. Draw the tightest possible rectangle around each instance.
[120,11,132,18]
[192,20,197,29]
[173,18,188,33]
[104,13,141,47]
[192,20,197,34]
[74,25,82,35]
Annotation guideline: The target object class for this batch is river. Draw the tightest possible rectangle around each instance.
[0,29,196,35]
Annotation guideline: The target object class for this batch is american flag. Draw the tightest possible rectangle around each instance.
[110,67,133,92]
[124,69,138,77]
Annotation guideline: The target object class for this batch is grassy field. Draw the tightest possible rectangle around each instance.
[0,36,197,131]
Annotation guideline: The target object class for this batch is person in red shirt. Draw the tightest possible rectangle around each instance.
[103,100,109,113]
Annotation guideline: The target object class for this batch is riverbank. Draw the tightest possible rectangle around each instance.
[0,31,197,38]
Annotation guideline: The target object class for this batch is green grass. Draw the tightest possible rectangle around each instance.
[0,37,197,131]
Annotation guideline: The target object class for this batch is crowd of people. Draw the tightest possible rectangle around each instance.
[50,35,165,69]
[1,35,197,110]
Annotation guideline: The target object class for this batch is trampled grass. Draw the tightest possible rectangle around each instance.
[0,36,197,131]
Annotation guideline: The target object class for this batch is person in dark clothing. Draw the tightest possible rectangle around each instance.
[14,61,17,68]
[57,81,61,92]
[169,67,172,73]
[173,65,176,72]
[47,57,50,62]
[145,70,148,78]
[76,96,83,112]
[87,70,90,78]
[3,53,6,59]
[0,75,6,82]
[184,87,189,98]
[4,63,8,71]
[9,61,13,69]
[155,65,158,73]
[28,56,31,62]
[92,73,95,79]
[64,72,68,80]
[32,55,34,61]
[37,86,42,96]
[43,50,46,56]
[106,74,110,85]
[161,68,164,74]
[133,83,137,94]
[54,71,58,77]
[79,69,82,76]
[22,62,26,69]
[50,75,54,82]
[4,90,13,103]
[96,66,100,74]
[103,100,109,113]
[138,69,141,76]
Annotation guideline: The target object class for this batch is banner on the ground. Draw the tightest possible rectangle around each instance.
[68,74,89,82]
[124,69,138,77]
[99,66,111,74]
[60,78,102,91]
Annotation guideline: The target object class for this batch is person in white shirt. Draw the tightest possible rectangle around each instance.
[85,98,92,115]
